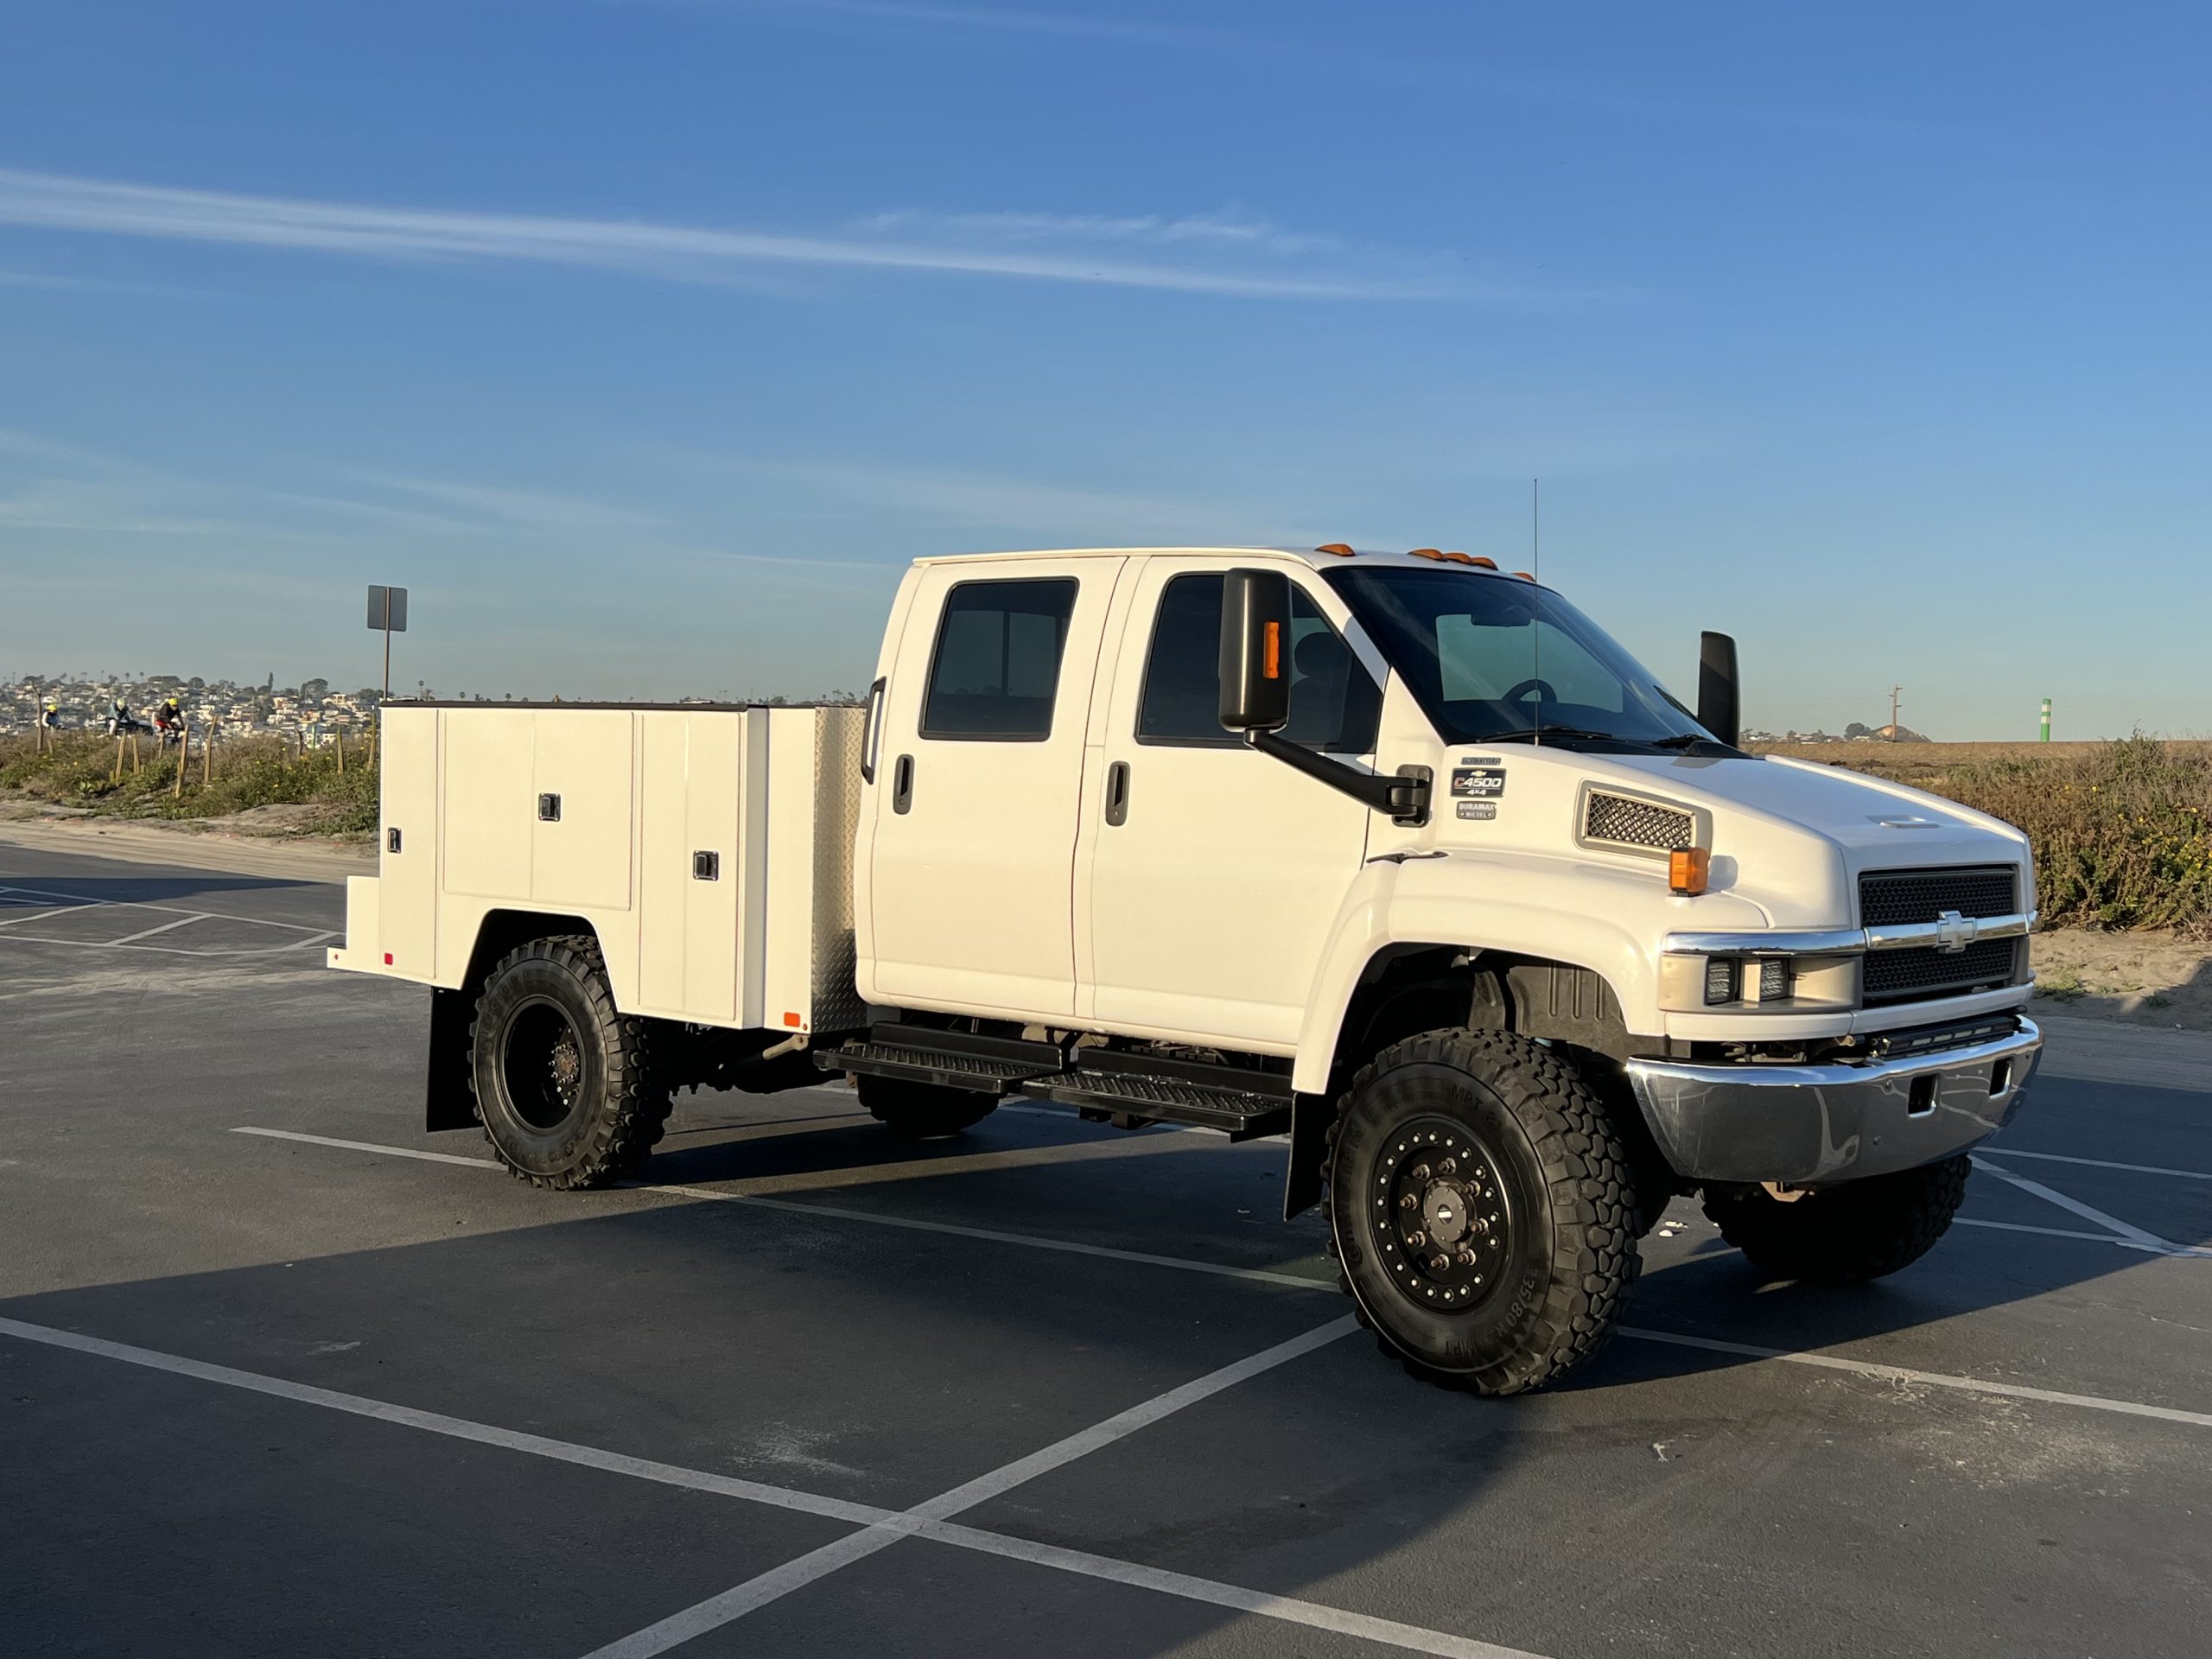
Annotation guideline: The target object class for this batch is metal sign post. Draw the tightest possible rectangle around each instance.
[367,585,409,699]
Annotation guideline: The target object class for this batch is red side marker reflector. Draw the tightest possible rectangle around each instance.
[784,1011,804,1028]
[383,952,394,965]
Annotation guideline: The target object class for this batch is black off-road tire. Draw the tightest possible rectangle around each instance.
[1702,1156,1969,1282]
[1325,1029,1641,1396]
[856,1073,999,1139]
[469,934,671,1189]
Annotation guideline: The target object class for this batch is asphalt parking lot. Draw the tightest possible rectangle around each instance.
[3,836,2209,1659]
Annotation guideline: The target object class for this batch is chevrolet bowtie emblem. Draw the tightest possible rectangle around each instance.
[1932,909,1979,953]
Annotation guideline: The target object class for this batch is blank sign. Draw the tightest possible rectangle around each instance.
[367,585,409,632]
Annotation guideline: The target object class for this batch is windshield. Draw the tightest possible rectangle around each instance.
[1323,565,1714,747]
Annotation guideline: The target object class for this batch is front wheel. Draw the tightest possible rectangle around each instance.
[1702,1156,1969,1282]
[1327,1030,1641,1395]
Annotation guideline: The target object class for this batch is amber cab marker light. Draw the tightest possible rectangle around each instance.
[1466,555,1498,569]
[1262,619,1283,678]
[1314,542,1356,556]
[1408,547,1446,561]
[1669,848,1711,897]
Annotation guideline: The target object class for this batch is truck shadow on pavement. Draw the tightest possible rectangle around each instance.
[5,1092,2207,1657]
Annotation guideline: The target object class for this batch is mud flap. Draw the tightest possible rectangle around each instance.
[425,986,479,1132]
[1281,1090,1330,1220]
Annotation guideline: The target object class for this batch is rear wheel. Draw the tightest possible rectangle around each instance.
[1702,1157,1969,1281]
[1326,1029,1641,1395]
[470,934,670,1188]
[856,1073,999,1139]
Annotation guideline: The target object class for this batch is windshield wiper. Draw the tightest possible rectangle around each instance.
[1648,734,1736,753]
[1487,725,1617,744]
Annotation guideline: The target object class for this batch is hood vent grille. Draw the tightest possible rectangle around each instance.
[1582,790,1698,854]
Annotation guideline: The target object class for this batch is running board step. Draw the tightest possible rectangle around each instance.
[818,1023,1064,1096]
[1020,1066,1292,1141]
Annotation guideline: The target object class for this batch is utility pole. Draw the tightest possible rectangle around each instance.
[1890,684,1902,740]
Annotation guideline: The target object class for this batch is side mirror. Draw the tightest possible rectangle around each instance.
[1218,568,1294,734]
[1697,631,1740,748]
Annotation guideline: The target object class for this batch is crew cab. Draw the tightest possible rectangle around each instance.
[330,544,2043,1394]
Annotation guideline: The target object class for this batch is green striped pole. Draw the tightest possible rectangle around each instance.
[2040,697,2051,742]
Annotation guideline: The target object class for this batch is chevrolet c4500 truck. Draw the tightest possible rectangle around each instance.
[331,544,2043,1394]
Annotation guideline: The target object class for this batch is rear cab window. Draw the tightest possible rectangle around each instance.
[920,577,1079,741]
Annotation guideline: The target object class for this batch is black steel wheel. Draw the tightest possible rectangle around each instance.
[1326,1029,1641,1395]
[469,934,670,1188]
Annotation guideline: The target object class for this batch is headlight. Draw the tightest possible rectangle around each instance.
[1661,950,1853,1013]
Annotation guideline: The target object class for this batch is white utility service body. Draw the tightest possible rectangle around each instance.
[332,544,2044,1395]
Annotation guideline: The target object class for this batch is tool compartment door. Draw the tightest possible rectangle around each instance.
[531,711,636,914]
[375,706,439,978]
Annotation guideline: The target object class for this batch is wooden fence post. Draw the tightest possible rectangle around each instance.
[204,725,214,787]
[130,734,142,776]
[336,728,346,774]
[113,734,125,783]
[175,723,190,799]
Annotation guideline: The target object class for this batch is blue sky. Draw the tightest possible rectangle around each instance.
[2,1,2205,736]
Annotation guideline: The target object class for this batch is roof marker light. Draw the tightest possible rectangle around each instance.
[1466,556,1498,570]
[1408,548,1446,561]
[1314,543,1356,557]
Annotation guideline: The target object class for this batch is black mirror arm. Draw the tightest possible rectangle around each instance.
[1247,729,1431,826]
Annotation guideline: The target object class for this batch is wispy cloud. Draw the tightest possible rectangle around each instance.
[0,167,1495,301]
[714,1,1976,150]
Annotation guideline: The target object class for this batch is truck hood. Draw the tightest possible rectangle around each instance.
[1573,750,2031,928]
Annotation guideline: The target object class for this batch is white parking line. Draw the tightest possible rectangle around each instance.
[105,913,206,945]
[233,1125,2212,1432]
[0,1313,1534,1659]
[1986,1147,2212,1183]
[1972,1155,2212,1259]
[583,1317,1363,1659]
[1954,1216,2170,1249]
[0,884,334,955]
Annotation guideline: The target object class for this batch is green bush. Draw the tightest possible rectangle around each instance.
[1921,737,2212,934]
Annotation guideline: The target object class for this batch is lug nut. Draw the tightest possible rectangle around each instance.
[1398,1192,1418,1211]
[1410,1163,1431,1182]
[1405,1230,1427,1249]
[1430,1254,1451,1273]
[1455,1249,1476,1268]
[1438,1157,1458,1175]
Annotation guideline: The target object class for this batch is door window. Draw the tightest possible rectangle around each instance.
[921,577,1079,741]
[1136,573,1379,753]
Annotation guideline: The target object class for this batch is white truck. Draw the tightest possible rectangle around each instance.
[330,544,2043,1394]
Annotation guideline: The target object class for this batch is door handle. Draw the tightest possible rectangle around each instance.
[1104,760,1130,826]
[892,753,915,815]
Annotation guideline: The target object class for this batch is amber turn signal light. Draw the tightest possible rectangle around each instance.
[1669,848,1710,897]
[1262,619,1282,679]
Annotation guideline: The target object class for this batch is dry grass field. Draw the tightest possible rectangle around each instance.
[1752,736,2212,937]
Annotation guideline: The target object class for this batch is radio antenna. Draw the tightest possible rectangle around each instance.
[1531,477,1541,747]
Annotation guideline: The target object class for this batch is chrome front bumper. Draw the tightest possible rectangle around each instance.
[1623,1018,2044,1185]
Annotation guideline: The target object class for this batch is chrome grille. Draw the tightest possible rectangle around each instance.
[1856,867,2024,1005]
[1859,865,2018,926]
[1863,938,2020,1005]
[1583,791,1696,852]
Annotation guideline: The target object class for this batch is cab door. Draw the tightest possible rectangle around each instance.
[865,558,1122,1020]
[1078,559,1381,1048]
